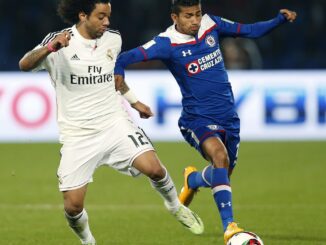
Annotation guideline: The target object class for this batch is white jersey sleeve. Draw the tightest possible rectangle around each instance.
[32,28,73,72]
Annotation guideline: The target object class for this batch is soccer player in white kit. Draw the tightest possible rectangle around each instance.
[19,1,204,244]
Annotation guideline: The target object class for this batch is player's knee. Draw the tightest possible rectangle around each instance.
[211,150,229,168]
[64,200,84,216]
[148,164,166,181]
[65,205,84,217]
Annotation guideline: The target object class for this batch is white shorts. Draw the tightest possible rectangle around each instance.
[57,118,154,191]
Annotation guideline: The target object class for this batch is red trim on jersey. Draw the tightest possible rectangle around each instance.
[237,23,242,34]
[138,47,148,60]
[199,129,225,142]
[171,40,197,46]
[171,24,217,46]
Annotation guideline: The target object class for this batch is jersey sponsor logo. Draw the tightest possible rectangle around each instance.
[70,66,113,85]
[70,54,80,61]
[205,35,216,47]
[70,73,113,85]
[182,49,192,57]
[185,48,223,75]
[142,40,156,50]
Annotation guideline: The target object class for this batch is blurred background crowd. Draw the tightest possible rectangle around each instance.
[1,0,325,71]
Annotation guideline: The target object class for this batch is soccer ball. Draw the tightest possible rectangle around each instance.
[226,231,264,245]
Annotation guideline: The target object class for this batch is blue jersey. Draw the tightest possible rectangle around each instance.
[115,13,287,129]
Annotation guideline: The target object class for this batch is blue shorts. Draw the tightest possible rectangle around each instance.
[179,118,240,170]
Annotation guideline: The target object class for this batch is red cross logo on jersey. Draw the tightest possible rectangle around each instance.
[186,61,201,75]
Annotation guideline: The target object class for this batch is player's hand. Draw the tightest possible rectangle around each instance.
[49,31,71,51]
[280,9,297,23]
[131,101,154,119]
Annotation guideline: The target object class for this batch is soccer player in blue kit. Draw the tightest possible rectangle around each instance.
[114,0,297,243]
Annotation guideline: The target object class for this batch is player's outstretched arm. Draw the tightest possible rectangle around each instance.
[115,37,171,78]
[214,9,297,39]
[114,48,148,78]
[19,31,71,71]
[280,9,297,23]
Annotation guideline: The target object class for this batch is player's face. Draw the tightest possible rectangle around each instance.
[172,5,202,36]
[84,3,111,39]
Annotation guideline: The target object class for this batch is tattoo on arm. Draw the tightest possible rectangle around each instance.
[20,46,49,70]
[26,48,48,64]
[118,80,130,95]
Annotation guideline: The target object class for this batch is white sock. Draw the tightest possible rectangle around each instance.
[65,209,95,244]
[150,169,181,213]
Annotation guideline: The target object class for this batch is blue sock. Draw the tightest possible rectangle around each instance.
[188,165,212,189]
[211,168,233,231]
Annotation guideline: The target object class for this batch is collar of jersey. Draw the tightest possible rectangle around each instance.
[160,24,196,46]
[72,25,98,48]
[172,25,196,41]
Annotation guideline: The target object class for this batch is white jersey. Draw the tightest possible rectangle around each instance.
[34,25,129,142]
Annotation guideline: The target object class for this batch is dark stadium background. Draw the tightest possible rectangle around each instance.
[1,0,325,71]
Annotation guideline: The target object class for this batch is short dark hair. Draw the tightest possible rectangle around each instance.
[171,0,201,15]
[57,0,110,25]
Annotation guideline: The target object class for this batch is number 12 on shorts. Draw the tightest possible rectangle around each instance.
[128,131,151,147]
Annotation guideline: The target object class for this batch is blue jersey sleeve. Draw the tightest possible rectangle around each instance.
[210,13,287,38]
[114,36,171,77]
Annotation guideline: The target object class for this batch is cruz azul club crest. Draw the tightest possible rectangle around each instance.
[186,61,200,75]
[205,35,216,47]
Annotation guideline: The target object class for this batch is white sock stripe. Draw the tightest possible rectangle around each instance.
[151,168,170,186]
[201,165,211,186]
[212,185,232,194]
[65,209,85,220]
[159,168,169,183]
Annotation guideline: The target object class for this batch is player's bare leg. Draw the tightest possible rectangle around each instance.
[63,185,96,245]
[132,151,204,235]
[201,137,243,243]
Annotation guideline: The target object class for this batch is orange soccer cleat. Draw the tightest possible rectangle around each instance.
[224,222,244,244]
[178,166,199,207]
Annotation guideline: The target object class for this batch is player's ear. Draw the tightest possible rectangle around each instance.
[171,13,178,24]
[78,12,87,22]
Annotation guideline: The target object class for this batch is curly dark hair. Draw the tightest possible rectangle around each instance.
[57,0,110,24]
[171,0,201,15]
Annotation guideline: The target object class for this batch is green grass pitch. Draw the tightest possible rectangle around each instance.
[0,141,326,245]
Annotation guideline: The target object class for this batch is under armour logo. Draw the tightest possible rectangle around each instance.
[182,50,192,57]
[220,202,232,208]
